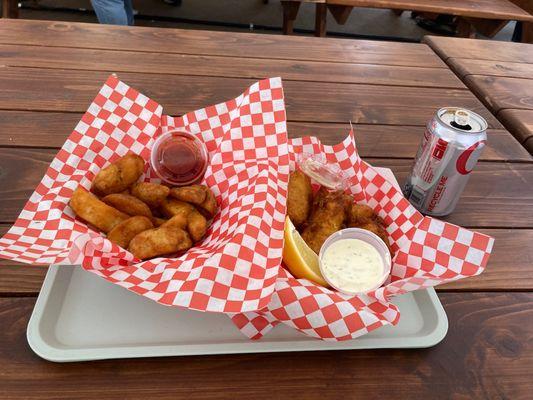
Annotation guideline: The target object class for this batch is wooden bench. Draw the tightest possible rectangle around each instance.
[282,0,533,38]
[425,35,533,154]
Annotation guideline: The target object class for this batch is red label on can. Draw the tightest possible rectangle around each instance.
[456,140,486,175]
[432,138,448,160]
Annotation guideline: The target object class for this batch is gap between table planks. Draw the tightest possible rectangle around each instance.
[0,292,532,400]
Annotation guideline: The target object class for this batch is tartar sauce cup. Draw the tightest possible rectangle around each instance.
[318,228,392,296]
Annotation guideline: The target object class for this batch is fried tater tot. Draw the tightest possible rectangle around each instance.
[91,153,145,195]
[102,193,152,218]
[70,187,128,233]
[128,225,192,260]
[152,217,168,227]
[161,214,188,230]
[196,188,218,219]
[187,209,208,242]
[130,182,170,208]
[107,216,153,249]
[159,198,195,219]
[301,188,347,254]
[287,170,312,228]
[170,185,207,205]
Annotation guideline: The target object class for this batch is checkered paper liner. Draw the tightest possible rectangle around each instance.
[0,75,290,314]
[232,131,494,340]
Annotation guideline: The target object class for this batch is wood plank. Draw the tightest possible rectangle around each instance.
[424,35,533,63]
[2,225,531,294]
[0,67,504,128]
[0,19,446,68]
[465,75,533,113]
[287,122,532,162]
[0,113,528,161]
[0,149,531,227]
[0,44,466,89]
[326,0,533,21]
[0,293,532,399]
[447,57,533,79]
[498,109,533,144]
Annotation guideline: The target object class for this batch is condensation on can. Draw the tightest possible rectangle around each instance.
[402,107,487,216]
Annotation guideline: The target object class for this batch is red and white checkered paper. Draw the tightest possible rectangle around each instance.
[0,75,289,313]
[0,76,493,341]
[232,131,494,340]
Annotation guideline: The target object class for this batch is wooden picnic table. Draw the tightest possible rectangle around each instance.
[425,36,533,154]
[0,19,532,399]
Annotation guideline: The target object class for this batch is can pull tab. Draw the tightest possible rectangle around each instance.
[450,109,472,131]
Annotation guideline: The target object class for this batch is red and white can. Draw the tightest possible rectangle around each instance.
[403,107,487,216]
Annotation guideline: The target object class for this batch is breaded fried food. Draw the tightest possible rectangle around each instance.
[91,153,144,195]
[187,209,208,242]
[70,187,128,233]
[287,170,312,227]
[301,188,347,254]
[160,198,195,219]
[107,216,153,249]
[161,214,188,230]
[152,217,168,227]
[128,225,192,260]
[196,187,218,219]
[131,182,170,208]
[358,221,392,254]
[347,204,375,226]
[102,193,152,218]
[170,185,207,205]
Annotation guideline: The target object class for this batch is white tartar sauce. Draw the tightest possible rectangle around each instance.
[321,239,384,294]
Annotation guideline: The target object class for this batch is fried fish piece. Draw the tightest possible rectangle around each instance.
[196,187,218,219]
[130,182,170,208]
[128,225,192,260]
[170,185,207,205]
[357,221,392,255]
[301,188,348,254]
[102,193,152,218]
[187,209,208,242]
[159,198,195,219]
[347,203,375,226]
[91,153,144,196]
[107,216,153,249]
[287,170,312,228]
[70,187,128,233]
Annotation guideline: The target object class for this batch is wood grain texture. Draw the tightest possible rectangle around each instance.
[498,109,533,143]
[0,44,466,89]
[326,0,533,21]
[465,75,533,113]
[0,113,529,161]
[0,293,532,399]
[424,35,533,63]
[447,57,533,79]
[0,67,503,128]
[0,19,446,68]
[1,225,531,294]
[0,149,531,227]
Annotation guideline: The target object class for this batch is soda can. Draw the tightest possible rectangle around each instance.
[403,107,487,216]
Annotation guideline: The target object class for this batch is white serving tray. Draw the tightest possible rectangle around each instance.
[26,168,448,362]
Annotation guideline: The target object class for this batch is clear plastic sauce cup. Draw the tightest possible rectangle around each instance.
[150,129,208,186]
[318,228,392,296]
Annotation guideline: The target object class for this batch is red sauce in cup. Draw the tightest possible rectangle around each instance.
[151,130,208,186]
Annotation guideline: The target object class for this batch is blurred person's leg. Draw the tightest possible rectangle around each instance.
[91,0,134,26]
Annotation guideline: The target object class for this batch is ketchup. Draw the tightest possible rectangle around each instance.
[151,130,208,186]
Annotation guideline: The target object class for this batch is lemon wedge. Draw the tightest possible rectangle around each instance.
[283,217,328,287]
